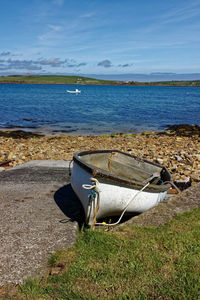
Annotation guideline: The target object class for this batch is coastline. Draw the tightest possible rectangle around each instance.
[1,81,200,87]
[0,74,200,87]
[0,126,199,184]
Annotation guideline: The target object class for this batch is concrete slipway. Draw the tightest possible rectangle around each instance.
[0,160,82,285]
[0,160,199,286]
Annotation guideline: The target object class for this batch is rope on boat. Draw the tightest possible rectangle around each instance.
[83,176,181,228]
[83,177,151,227]
[68,159,73,176]
[82,178,100,228]
[95,181,151,227]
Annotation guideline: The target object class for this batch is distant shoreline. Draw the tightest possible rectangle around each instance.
[0,75,200,87]
[1,81,200,87]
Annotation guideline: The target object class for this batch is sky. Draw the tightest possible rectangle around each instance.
[0,0,200,77]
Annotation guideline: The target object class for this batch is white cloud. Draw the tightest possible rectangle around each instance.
[38,24,63,45]
[161,1,200,25]
[0,51,11,56]
[80,12,95,18]
[52,0,64,6]
[0,57,87,71]
[48,24,62,32]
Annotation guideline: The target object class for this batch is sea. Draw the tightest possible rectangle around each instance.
[0,83,200,135]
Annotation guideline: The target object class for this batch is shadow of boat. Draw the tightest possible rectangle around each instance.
[54,184,85,229]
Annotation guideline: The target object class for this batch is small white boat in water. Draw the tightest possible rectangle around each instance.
[70,150,172,226]
[67,89,81,94]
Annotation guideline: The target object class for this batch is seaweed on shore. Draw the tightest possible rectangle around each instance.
[0,130,44,139]
[160,124,200,137]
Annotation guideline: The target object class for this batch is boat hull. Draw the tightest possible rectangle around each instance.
[67,90,81,94]
[71,160,167,225]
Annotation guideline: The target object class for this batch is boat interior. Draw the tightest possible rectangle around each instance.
[78,151,171,184]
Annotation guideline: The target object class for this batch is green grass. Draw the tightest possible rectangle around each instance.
[128,80,200,86]
[0,75,118,85]
[12,207,200,300]
[154,80,200,86]
[1,75,200,86]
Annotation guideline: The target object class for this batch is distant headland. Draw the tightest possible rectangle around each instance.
[0,74,200,86]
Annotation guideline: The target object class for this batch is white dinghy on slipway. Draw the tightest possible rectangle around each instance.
[70,149,172,226]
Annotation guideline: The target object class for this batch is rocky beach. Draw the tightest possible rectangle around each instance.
[0,125,200,184]
[0,125,200,295]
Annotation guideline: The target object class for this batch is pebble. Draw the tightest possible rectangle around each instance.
[195,154,200,161]
[174,155,182,162]
[0,132,199,183]
[155,158,164,165]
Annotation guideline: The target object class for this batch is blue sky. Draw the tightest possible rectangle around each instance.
[0,0,200,76]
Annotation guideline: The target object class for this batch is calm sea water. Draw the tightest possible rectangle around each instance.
[0,83,199,135]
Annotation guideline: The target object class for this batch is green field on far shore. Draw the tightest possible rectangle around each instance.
[0,75,117,85]
[0,74,200,86]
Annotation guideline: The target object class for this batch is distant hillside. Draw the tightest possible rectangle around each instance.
[0,75,200,86]
[90,72,200,82]
[126,80,200,87]
[0,75,118,85]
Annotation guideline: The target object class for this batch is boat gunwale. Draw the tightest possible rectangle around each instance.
[73,149,171,192]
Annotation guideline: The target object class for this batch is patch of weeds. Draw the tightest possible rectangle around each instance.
[110,133,116,138]
[19,279,46,299]
[101,134,110,137]
[0,130,43,139]
[48,252,61,268]
[48,249,76,278]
